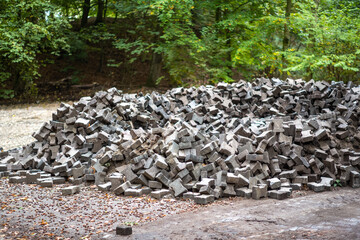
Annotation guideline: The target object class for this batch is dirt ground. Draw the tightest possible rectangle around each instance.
[1,103,360,240]
[1,181,359,240]
[122,188,360,240]
[0,179,198,239]
[0,103,63,151]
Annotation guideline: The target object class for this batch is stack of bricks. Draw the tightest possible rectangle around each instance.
[1,78,360,203]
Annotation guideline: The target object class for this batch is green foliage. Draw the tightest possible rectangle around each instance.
[334,179,342,188]
[60,66,81,84]
[0,0,71,99]
[232,0,360,82]
[112,0,256,85]
[283,0,360,81]
[123,221,138,226]
[80,24,116,44]
[2,0,360,97]
[66,33,88,62]
[51,0,83,19]
[0,71,14,99]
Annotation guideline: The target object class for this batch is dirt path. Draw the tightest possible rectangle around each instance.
[0,103,60,150]
[122,188,360,240]
[1,182,359,240]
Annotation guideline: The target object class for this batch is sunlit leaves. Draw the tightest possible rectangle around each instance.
[0,0,71,98]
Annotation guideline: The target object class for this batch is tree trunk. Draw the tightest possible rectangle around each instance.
[147,52,162,87]
[65,4,69,18]
[103,0,108,19]
[191,7,201,39]
[13,71,24,95]
[224,9,232,70]
[282,0,292,79]
[81,0,91,28]
[98,50,104,73]
[216,7,232,77]
[95,0,104,24]
[215,7,221,22]
[113,12,118,23]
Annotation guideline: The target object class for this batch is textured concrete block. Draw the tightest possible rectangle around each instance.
[350,171,360,188]
[194,194,215,205]
[235,188,252,198]
[266,178,281,190]
[267,190,288,200]
[124,188,143,197]
[279,169,297,179]
[183,192,200,200]
[293,176,308,184]
[116,225,132,236]
[114,181,131,195]
[98,182,112,192]
[25,172,41,184]
[151,189,171,199]
[149,180,162,189]
[38,179,53,188]
[169,178,187,197]
[0,164,8,172]
[252,184,268,200]
[9,176,25,184]
[308,182,325,192]
[61,186,80,195]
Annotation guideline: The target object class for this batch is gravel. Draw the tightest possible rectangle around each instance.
[0,179,197,239]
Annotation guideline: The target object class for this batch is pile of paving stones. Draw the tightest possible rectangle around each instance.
[1,78,360,204]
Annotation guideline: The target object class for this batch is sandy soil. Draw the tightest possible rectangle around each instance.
[0,103,61,151]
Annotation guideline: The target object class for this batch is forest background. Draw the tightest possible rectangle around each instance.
[1,0,359,101]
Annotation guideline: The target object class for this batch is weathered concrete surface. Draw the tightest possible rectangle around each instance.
[120,188,360,240]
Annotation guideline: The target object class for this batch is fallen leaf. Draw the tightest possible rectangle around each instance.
[40,219,48,225]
